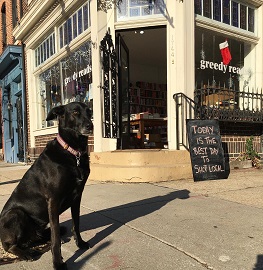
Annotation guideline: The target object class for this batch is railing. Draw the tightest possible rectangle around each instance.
[174,88,263,150]
[173,93,198,150]
[194,87,263,122]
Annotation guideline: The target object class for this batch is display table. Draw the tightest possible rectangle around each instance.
[130,118,167,148]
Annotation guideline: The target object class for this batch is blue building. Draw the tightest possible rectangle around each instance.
[0,45,27,163]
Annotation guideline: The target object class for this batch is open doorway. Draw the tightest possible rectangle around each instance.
[116,26,167,149]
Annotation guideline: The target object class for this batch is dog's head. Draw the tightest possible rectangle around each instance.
[46,102,93,136]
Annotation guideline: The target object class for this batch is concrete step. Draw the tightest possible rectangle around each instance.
[89,150,192,182]
[90,149,191,166]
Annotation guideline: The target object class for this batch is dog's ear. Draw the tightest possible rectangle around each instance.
[46,105,65,121]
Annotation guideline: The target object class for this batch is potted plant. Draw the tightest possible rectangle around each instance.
[235,136,261,169]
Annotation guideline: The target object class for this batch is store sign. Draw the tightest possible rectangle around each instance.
[200,60,241,74]
[64,65,92,86]
[187,119,228,181]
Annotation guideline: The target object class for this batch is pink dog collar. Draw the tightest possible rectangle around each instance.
[57,134,81,166]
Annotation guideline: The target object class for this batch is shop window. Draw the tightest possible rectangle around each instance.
[117,0,164,21]
[61,41,93,109]
[195,28,254,108]
[38,64,62,128]
[58,1,90,49]
[37,41,93,129]
[195,0,255,33]
[35,33,56,67]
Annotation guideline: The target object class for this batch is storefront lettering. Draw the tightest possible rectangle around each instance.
[64,64,92,86]
[194,164,224,174]
[192,125,214,135]
[200,60,240,74]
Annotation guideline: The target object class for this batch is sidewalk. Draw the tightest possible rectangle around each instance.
[1,162,263,269]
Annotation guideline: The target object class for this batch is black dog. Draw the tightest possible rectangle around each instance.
[0,102,93,269]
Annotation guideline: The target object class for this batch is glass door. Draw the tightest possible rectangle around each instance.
[117,34,130,149]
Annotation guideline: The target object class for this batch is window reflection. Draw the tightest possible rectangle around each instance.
[39,64,61,128]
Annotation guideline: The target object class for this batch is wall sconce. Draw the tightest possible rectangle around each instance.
[7,101,13,111]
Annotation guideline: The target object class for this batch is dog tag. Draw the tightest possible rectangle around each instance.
[76,153,81,166]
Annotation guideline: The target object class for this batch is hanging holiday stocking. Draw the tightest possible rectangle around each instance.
[219,40,232,65]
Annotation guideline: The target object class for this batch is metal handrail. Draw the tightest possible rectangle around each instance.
[174,89,263,150]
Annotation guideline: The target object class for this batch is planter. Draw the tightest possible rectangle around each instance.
[230,160,252,170]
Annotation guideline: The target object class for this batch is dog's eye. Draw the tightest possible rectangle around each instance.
[73,111,80,116]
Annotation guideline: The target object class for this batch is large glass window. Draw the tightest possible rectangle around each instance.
[59,1,90,49]
[195,28,253,92]
[61,42,92,108]
[194,0,255,33]
[37,41,93,129]
[38,64,62,128]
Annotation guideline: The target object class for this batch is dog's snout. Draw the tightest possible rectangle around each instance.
[84,119,93,135]
[87,121,93,131]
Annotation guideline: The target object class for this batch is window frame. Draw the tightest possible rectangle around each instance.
[194,0,255,33]
[58,1,91,49]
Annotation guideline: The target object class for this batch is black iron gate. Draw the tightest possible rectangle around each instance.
[16,96,24,162]
[100,30,119,139]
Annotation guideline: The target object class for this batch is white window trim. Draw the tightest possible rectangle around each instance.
[195,0,256,33]
[195,15,259,44]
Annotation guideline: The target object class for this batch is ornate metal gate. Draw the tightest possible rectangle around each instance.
[16,96,24,162]
[100,30,119,138]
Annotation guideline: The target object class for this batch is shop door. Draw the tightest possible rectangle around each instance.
[16,96,24,162]
[117,34,130,149]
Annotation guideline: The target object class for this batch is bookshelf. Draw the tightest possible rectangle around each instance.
[129,81,167,149]
[130,81,167,116]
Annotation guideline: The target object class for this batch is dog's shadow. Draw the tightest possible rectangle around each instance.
[62,189,190,268]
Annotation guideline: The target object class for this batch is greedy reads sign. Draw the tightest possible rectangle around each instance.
[200,60,240,74]
[187,119,228,181]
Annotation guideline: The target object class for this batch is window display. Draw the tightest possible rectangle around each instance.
[38,41,92,129]
[195,28,251,90]
[195,28,255,109]
[61,42,92,106]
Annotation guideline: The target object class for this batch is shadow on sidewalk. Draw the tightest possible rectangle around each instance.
[254,255,263,270]
[62,189,190,269]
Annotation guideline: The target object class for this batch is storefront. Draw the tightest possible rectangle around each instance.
[11,0,191,180]
[12,0,263,179]
[13,1,94,158]
[193,0,263,157]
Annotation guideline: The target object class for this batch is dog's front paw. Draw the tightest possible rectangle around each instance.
[54,262,68,270]
[76,239,90,250]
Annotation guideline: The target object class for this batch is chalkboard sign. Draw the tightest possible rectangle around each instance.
[186,119,227,181]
